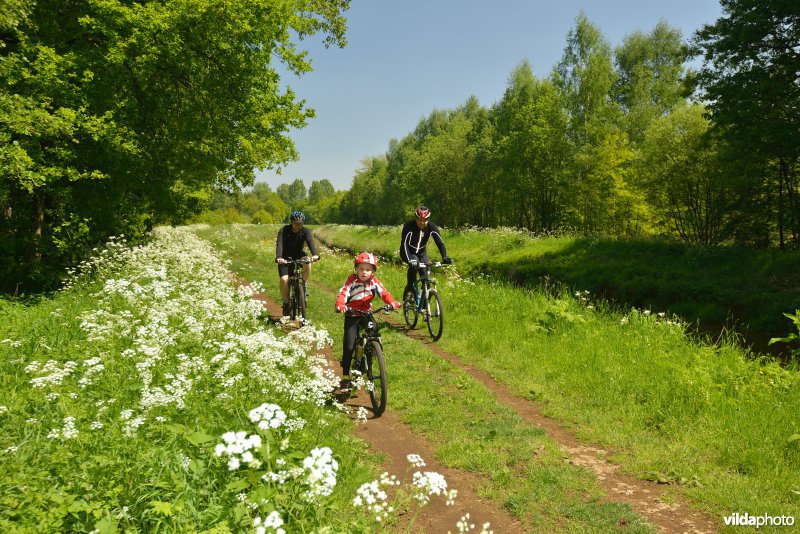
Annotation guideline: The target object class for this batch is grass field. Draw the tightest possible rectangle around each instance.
[313,224,800,354]
[193,223,800,531]
[3,223,798,532]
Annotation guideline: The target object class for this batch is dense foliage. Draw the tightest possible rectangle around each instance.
[254,6,799,251]
[0,226,476,532]
[0,0,349,291]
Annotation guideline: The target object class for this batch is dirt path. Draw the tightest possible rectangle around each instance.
[251,291,524,534]
[301,280,721,534]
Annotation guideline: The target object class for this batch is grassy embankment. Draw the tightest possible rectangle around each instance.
[193,223,656,532]
[0,227,456,533]
[314,224,800,353]
[195,223,800,531]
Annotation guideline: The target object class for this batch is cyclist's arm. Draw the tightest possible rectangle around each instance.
[373,277,400,307]
[429,224,447,259]
[304,228,319,257]
[335,275,355,311]
[275,227,285,261]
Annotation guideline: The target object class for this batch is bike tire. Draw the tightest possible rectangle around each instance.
[366,340,387,416]
[403,290,418,329]
[289,281,301,321]
[297,281,307,321]
[426,289,443,341]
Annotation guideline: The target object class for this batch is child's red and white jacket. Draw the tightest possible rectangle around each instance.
[335,274,398,312]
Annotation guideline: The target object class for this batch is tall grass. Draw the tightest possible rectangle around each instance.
[0,226,474,533]
[303,224,800,521]
[313,224,800,348]
[193,224,658,532]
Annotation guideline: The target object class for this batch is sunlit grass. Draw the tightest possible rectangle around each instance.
[194,224,656,532]
[278,223,800,521]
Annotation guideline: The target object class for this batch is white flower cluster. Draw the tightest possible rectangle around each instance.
[302,446,339,501]
[214,431,263,471]
[26,360,79,388]
[406,453,426,468]
[411,471,449,505]
[353,478,395,522]
[455,513,494,534]
[248,403,287,431]
[47,416,78,440]
[253,511,285,534]
[35,226,338,438]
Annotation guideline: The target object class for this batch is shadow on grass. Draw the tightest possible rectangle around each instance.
[471,237,800,358]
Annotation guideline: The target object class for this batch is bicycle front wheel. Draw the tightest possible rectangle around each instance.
[297,281,307,320]
[403,290,418,329]
[426,289,443,341]
[366,340,387,416]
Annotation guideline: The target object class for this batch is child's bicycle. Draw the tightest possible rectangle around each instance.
[403,261,448,341]
[285,257,314,322]
[346,305,394,416]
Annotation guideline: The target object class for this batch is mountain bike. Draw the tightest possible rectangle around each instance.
[346,305,394,416]
[403,261,446,341]
[285,257,314,322]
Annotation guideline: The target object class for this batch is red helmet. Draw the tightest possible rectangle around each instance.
[354,252,378,270]
[415,206,431,220]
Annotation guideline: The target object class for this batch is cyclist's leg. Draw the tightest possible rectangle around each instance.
[404,254,419,298]
[300,253,311,281]
[340,316,359,388]
[300,254,311,299]
[278,263,291,315]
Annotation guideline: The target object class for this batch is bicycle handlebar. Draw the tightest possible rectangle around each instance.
[413,260,453,268]
[342,305,395,316]
[276,256,317,264]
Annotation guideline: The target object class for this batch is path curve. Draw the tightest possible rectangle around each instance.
[306,279,720,534]
[251,290,525,534]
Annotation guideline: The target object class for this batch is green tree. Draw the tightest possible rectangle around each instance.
[494,61,571,231]
[614,21,690,145]
[308,179,336,205]
[340,156,389,225]
[0,0,349,290]
[276,178,308,210]
[552,12,623,232]
[639,103,728,244]
[694,0,800,248]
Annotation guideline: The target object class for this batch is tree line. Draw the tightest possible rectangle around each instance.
[3,1,798,292]
[0,0,350,291]
[330,5,799,250]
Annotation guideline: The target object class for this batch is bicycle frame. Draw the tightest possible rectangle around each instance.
[346,305,392,416]
[409,262,438,313]
[403,261,445,341]
[285,257,312,321]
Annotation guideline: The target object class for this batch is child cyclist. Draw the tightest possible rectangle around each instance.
[334,252,401,389]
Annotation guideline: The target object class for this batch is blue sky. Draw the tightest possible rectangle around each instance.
[256,0,723,192]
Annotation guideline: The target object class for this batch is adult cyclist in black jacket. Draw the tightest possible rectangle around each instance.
[276,211,319,316]
[399,206,453,299]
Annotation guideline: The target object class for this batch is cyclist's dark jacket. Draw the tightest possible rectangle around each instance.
[399,220,447,262]
[276,225,318,260]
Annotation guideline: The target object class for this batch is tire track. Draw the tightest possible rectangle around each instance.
[250,289,525,534]
[307,279,720,534]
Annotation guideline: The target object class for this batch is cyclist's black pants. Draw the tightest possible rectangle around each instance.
[341,316,360,376]
[403,252,430,297]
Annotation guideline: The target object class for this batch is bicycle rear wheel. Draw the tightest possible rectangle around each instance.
[366,340,387,416]
[403,290,418,329]
[426,289,443,341]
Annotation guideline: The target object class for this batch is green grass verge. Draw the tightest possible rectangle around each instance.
[0,228,387,532]
[192,223,667,532]
[313,224,800,351]
[197,223,800,531]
